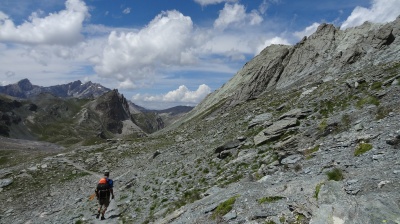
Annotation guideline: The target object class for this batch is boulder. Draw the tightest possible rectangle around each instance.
[215,139,241,153]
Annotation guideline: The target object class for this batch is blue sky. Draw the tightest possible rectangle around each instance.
[0,0,399,109]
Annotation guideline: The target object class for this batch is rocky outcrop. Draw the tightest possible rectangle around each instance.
[94,89,131,134]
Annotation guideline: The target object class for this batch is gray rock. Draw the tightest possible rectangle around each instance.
[354,123,363,131]
[264,118,298,135]
[248,113,273,128]
[223,209,237,221]
[254,132,281,146]
[281,154,303,165]
[0,178,13,188]
[279,108,311,120]
[215,139,241,153]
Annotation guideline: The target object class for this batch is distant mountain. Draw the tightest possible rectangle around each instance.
[0,79,111,99]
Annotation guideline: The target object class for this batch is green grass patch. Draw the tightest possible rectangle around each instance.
[318,119,328,132]
[212,195,239,220]
[314,182,324,200]
[370,81,382,90]
[354,143,373,156]
[258,196,285,204]
[326,168,343,181]
[356,96,380,108]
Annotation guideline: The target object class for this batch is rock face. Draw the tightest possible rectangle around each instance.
[94,89,131,134]
[185,16,400,121]
[1,18,400,224]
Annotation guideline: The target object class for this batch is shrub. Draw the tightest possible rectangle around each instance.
[212,195,239,219]
[326,168,343,181]
[354,143,373,156]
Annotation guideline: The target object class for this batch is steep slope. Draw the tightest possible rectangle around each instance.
[184,16,400,122]
[1,19,400,224]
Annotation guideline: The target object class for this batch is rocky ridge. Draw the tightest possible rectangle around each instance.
[0,18,400,224]
[0,79,111,99]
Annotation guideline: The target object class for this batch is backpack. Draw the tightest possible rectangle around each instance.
[97,178,110,199]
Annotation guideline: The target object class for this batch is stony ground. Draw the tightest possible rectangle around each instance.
[0,60,399,224]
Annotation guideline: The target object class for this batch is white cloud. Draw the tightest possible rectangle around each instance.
[94,10,195,84]
[214,3,263,30]
[341,0,400,29]
[123,8,131,14]
[133,84,211,105]
[294,22,320,39]
[256,37,290,54]
[0,0,88,45]
[194,0,238,7]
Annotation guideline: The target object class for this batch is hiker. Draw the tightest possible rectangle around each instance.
[95,171,115,220]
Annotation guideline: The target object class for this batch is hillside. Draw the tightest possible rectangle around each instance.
[0,18,400,224]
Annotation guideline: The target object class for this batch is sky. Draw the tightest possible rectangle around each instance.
[0,0,399,109]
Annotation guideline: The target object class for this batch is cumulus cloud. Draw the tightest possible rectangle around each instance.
[94,10,195,84]
[255,37,290,54]
[341,0,400,29]
[293,22,320,39]
[133,84,211,106]
[0,0,88,45]
[214,3,263,30]
[194,0,238,7]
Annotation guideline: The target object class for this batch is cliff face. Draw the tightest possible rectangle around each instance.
[94,89,131,134]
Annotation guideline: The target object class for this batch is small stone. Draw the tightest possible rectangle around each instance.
[393,170,400,174]
[41,164,48,169]
[378,180,391,188]
[72,170,77,175]
[354,123,363,131]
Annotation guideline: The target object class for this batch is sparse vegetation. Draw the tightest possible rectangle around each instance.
[375,106,392,120]
[326,168,344,181]
[318,119,328,131]
[354,143,373,156]
[371,81,382,90]
[258,196,285,204]
[211,195,239,220]
[356,95,380,108]
[314,182,324,200]
[303,145,320,159]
